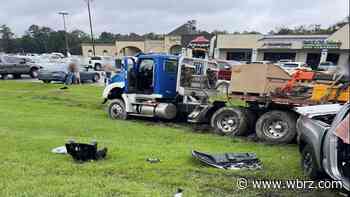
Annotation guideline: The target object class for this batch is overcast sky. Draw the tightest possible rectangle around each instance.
[1,0,349,36]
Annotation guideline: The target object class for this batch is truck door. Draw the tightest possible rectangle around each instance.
[155,57,178,98]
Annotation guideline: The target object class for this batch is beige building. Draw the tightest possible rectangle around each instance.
[81,21,199,57]
[81,43,117,57]
[215,23,349,68]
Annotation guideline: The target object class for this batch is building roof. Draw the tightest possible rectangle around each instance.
[168,20,197,36]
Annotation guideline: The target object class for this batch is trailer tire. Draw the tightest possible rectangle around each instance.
[255,110,297,144]
[210,107,249,136]
[108,99,128,120]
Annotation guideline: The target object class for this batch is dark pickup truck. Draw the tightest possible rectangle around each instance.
[0,55,41,79]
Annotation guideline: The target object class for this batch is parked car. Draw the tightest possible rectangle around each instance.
[297,103,350,191]
[38,63,100,83]
[280,62,311,74]
[251,61,272,64]
[0,54,41,79]
[318,61,339,73]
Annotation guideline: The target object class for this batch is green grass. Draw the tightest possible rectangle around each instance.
[0,81,338,197]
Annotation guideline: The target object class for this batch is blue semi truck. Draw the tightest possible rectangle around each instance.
[102,53,306,144]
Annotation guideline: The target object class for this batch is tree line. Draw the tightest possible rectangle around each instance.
[0,17,348,55]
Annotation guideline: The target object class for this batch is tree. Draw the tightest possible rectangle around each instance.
[0,25,16,53]
[99,32,115,42]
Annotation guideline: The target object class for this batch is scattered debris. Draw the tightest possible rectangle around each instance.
[51,146,67,154]
[146,158,160,163]
[174,188,183,197]
[65,140,108,162]
[60,86,69,90]
[192,150,262,170]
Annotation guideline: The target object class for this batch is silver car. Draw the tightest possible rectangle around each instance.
[297,103,350,191]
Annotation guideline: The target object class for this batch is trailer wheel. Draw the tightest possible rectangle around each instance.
[108,99,128,120]
[210,107,248,136]
[255,110,297,144]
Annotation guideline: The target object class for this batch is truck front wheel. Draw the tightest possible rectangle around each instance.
[108,99,128,120]
[210,107,249,136]
[255,110,297,144]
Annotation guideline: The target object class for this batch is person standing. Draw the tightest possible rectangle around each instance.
[103,64,117,85]
[65,63,75,85]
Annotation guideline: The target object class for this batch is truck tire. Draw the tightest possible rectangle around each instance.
[108,99,128,120]
[30,68,39,78]
[210,107,249,136]
[94,63,102,71]
[301,144,322,179]
[255,110,297,144]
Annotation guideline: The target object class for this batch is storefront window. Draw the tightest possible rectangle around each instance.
[227,52,252,62]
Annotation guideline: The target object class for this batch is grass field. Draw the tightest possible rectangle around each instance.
[0,81,338,197]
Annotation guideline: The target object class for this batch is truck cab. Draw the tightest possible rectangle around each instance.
[103,53,219,120]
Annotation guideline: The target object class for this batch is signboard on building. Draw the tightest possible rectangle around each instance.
[262,42,292,48]
[303,40,342,49]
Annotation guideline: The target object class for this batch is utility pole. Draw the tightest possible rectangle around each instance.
[85,0,96,56]
[58,11,70,56]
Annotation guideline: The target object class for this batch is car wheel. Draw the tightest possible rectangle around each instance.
[210,107,249,136]
[1,74,9,80]
[94,63,102,71]
[301,145,322,179]
[13,74,22,79]
[255,110,297,144]
[108,99,128,120]
[30,68,39,78]
[92,73,100,83]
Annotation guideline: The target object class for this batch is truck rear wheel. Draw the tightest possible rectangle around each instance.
[210,107,249,136]
[255,110,297,144]
[108,99,128,120]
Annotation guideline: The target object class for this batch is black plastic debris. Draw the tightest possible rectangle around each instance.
[192,150,262,170]
[174,188,183,197]
[146,158,160,164]
[65,140,107,162]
